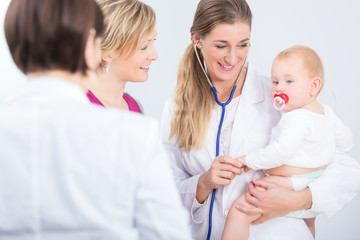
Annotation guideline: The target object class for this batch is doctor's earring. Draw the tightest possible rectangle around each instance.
[106,63,111,73]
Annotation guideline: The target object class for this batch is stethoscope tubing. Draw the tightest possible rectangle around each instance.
[193,42,247,240]
[207,85,237,240]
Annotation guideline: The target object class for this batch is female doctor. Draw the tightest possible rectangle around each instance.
[160,0,360,239]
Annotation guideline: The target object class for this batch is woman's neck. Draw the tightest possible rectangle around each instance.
[211,68,247,102]
[89,71,128,110]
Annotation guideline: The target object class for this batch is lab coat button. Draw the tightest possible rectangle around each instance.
[225,209,229,216]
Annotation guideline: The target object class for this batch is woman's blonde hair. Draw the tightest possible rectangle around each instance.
[170,0,252,151]
[96,0,156,68]
[276,45,325,94]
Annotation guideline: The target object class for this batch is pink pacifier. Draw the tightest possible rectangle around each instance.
[273,93,289,111]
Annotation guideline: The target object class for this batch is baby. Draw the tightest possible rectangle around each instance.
[221,45,353,240]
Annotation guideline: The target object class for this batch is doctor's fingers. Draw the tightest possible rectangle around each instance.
[235,194,263,216]
[207,170,235,187]
[216,156,242,169]
[213,176,232,187]
[245,183,262,206]
[221,164,242,175]
[218,170,236,181]
[211,160,242,175]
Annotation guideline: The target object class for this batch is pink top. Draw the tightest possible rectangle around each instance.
[86,90,142,114]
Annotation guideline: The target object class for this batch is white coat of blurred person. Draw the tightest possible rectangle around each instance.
[0,0,191,239]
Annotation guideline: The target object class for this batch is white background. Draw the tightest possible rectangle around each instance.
[1,0,359,239]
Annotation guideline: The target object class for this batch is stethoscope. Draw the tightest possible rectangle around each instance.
[193,42,248,240]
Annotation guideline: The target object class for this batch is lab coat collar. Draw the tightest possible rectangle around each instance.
[228,61,267,157]
[6,76,90,105]
[223,61,268,209]
[241,61,265,104]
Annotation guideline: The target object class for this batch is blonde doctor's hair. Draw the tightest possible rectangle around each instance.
[170,0,253,151]
[275,45,325,94]
[96,0,156,68]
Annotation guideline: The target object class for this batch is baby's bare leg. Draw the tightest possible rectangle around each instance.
[304,217,316,238]
[222,192,261,240]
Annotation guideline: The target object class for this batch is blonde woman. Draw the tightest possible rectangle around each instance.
[160,0,360,239]
[87,0,158,113]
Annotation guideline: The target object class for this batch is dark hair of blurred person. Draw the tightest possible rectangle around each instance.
[5,0,103,75]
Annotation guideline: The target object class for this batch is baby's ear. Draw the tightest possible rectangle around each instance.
[310,77,322,96]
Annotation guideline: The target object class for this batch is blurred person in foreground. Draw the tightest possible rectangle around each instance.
[0,0,190,239]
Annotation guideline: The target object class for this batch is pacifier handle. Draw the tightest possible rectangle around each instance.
[273,96,285,111]
[273,93,289,111]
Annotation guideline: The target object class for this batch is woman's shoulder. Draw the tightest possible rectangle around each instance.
[161,97,176,122]
[123,92,143,114]
[162,97,176,113]
[245,62,272,95]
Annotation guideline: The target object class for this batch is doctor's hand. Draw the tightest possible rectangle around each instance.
[238,179,312,224]
[196,156,242,204]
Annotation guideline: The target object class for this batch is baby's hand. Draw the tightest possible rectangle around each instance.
[237,155,246,166]
[237,155,252,172]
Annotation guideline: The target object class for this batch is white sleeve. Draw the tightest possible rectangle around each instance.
[160,99,209,224]
[135,120,191,239]
[333,112,353,152]
[245,112,309,170]
[307,109,359,217]
[308,150,360,217]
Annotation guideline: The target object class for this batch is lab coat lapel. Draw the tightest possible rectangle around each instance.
[228,100,257,158]
[223,63,266,209]
[228,63,265,158]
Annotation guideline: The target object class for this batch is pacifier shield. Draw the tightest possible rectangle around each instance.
[273,93,289,104]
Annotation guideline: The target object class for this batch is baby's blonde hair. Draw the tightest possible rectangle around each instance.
[275,45,325,94]
[96,0,156,68]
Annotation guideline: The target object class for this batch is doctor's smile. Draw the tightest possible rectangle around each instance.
[218,62,235,71]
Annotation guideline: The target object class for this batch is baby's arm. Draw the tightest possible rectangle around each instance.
[244,111,309,170]
[332,110,353,152]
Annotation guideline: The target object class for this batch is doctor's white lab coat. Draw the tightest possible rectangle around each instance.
[161,62,360,240]
[0,77,191,240]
